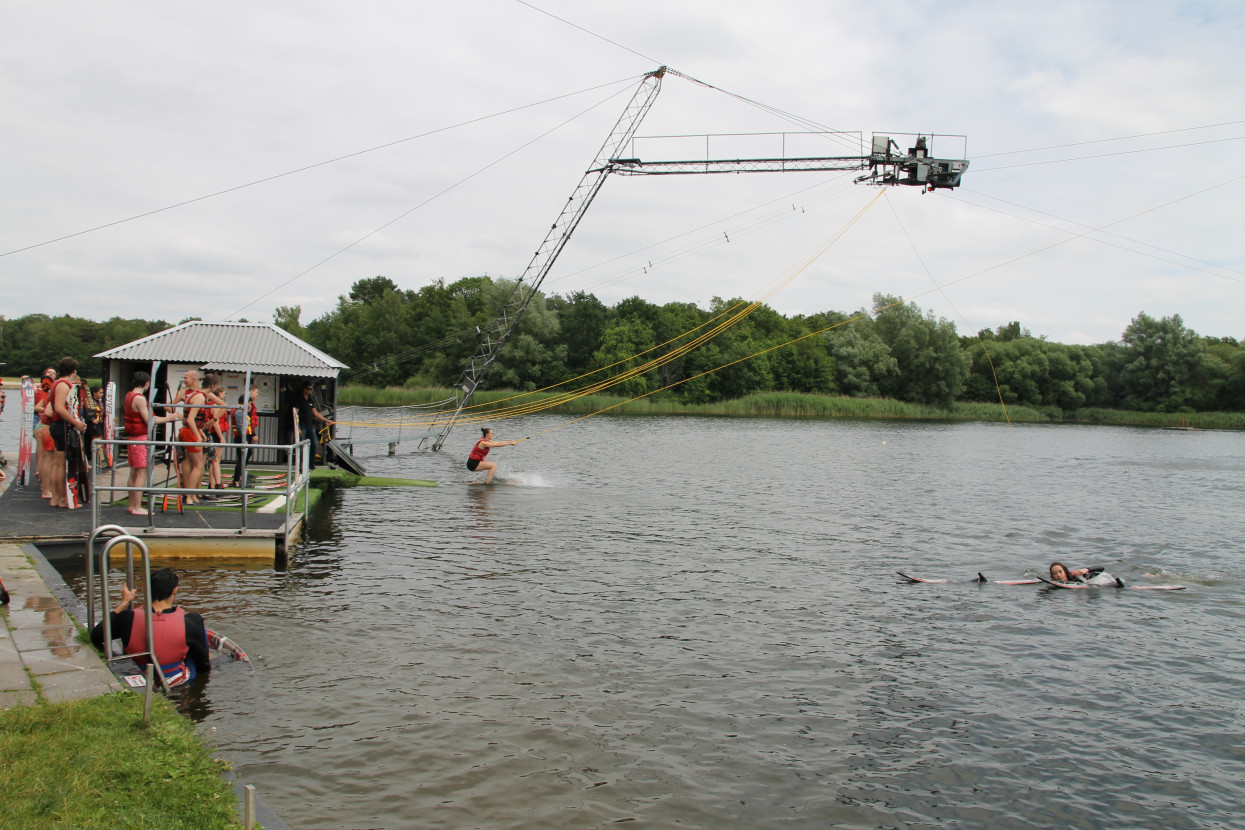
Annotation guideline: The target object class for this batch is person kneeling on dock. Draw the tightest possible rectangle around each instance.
[91,567,211,687]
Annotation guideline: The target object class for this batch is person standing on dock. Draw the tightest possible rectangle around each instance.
[90,567,211,687]
[466,427,519,484]
[47,357,88,509]
[293,381,333,470]
[123,371,180,515]
[177,369,208,504]
[33,369,56,499]
[230,386,259,487]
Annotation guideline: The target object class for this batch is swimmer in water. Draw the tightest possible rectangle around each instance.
[1049,561,1121,587]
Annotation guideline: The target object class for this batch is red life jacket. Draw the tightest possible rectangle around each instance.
[187,390,209,431]
[125,606,191,686]
[35,388,50,425]
[123,390,147,436]
[46,378,75,423]
[248,402,258,434]
[468,440,490,462]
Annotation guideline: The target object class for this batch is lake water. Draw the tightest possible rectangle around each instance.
[23,409,1245,829]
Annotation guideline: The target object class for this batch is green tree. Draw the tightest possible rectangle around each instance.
[349,276,400,306]
[1118,312,1223,411]
[273,305,306,339]
[872,294,967,407]
[826,315,896,397]
[486,280,565,391]
[592,318,657,398]
[551,291,612,379]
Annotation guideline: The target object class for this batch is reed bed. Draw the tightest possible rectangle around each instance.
[336,385,1244,429]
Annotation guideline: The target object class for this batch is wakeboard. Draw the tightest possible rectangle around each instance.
[65,423,91,508]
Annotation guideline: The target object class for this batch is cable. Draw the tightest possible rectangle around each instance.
[333,188,886,429]
[0,76,640,260]
[973,119,1245,158]
[971,135,1245,173]
[884,191,1014,465]
[952,188,1245,284]
[512,0,663,65]
[223,84,638,320]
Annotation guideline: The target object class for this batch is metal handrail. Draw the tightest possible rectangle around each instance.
[97,534,170,703]
[85,524,131,631]
[90,437,311,546]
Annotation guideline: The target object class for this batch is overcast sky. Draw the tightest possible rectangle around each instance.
[3,1,1242,346]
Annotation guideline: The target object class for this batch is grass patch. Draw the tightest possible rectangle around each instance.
[0,692,244,829]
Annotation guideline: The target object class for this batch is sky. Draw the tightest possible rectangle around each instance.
[2,0,1243,347]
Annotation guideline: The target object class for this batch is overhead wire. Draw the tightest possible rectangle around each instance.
[427,167,1245,441]
[568,175,862,296]
[546,175,852,289]
[336,188,887,429]
[883,191,1015,466]
[223,82,641,320]
[971,134,1245,173]
[973,119,1245,158]
[949,188,1245,285]
[0,75,640,260]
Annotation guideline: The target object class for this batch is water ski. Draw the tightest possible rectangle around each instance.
[65,424,91,508]
[897,571,1041,585]
[1034,574,1186,591]
[208,629,251,663]
[976,572,1042,585]
[897,571,948,584]
[17,377,34,487]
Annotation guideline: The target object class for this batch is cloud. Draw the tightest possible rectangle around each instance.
[2,1,1242,345]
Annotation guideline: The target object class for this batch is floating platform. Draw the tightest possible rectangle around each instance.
[0,464,436,564]
[0,466,309,563]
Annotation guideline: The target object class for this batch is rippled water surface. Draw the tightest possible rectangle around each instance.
[49,414,1245,829]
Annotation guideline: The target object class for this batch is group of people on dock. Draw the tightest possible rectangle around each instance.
[24,357,100,508]
[18,361,265,513]
[164,368,264,507]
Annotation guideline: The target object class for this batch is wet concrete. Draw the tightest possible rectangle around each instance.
[0,541,291,829]
[0,542,122,706]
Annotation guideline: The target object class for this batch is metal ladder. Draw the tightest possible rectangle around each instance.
[87,526,171,719]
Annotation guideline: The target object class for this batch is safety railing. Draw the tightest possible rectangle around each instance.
[90,435,312,552]
[91,533,163,718]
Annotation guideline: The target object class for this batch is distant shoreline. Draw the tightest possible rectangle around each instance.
[336,385,1245,431]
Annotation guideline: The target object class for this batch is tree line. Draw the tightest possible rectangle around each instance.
[286,275,1244,414]
[5,274,1242,414]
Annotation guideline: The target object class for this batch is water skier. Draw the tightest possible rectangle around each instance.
[466,427,518,484]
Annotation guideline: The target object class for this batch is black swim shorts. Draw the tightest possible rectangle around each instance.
[466,458,480,471]
[49,421,68,452]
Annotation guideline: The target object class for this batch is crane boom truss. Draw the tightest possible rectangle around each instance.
[422,69,969,452]
[420,67,669,451]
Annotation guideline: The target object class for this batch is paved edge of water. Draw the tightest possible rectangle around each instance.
[0,539,291,830]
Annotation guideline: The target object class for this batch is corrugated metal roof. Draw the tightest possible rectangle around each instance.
[95,322,348,378]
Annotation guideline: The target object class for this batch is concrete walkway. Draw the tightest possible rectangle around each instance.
[0,542,122,708]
